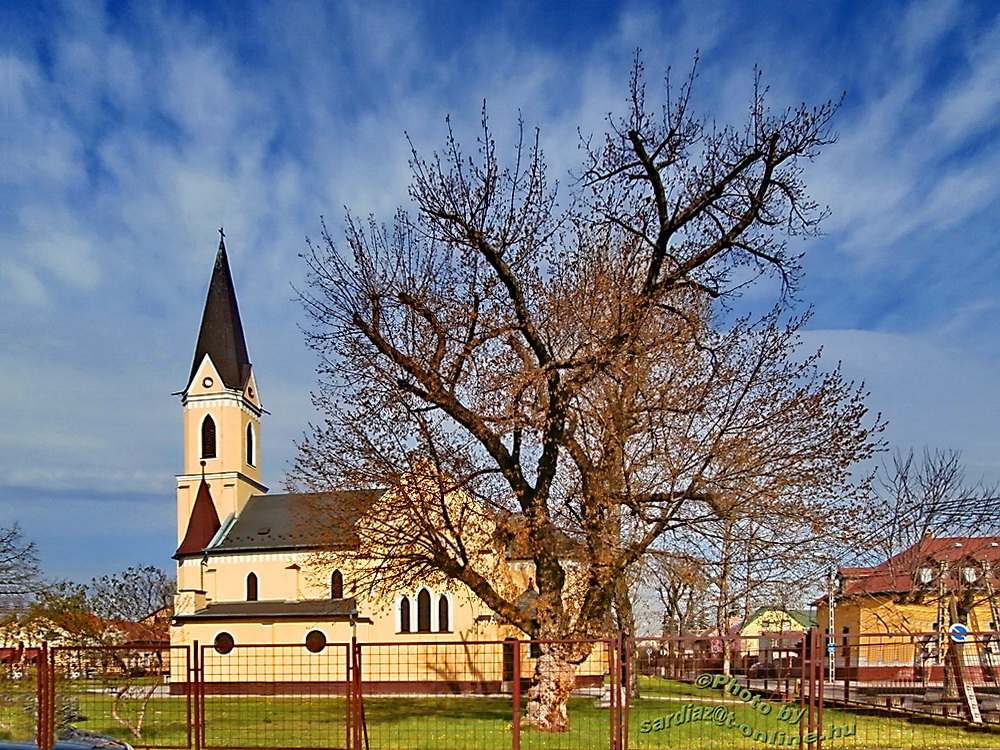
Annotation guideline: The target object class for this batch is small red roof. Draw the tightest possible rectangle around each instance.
[175,478,221,557]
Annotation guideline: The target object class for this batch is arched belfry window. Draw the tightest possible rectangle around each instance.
[399,598,411,633]
[331,570,344,599]
[201,415,217,459]
[438,594,450,632]
[246,423,256,467]
[417,589,432,633]
[246,572,258,601]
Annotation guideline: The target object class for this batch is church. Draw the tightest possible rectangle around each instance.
[169,236,525,678]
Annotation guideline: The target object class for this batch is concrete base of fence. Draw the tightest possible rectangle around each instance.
[168,674,603,696]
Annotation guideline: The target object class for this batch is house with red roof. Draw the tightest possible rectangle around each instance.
[815,535,1000,679]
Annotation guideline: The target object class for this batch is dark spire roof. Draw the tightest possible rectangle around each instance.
[188,232,252,390]
[175,477,222,558]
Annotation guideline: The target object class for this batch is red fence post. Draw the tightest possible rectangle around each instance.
[842,632,851,705]
[352,639,363,750]
[35,643,43,750]
[34,642,53,750]
[191,641,202,750]
[344,642,353,750]
[816,630,825,750]
[512,640,521,750]
[614,636,624,750]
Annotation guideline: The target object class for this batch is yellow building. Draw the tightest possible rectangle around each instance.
[169,236,602,691]
[815,536,1000,680]
[739,606,813,659]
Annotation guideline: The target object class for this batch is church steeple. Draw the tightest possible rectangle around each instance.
[188,229,252,392]
[176,232,266,553]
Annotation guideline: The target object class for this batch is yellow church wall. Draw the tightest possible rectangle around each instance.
[168,242,606,691]
[171,549,606,687]
[173,621,605,687]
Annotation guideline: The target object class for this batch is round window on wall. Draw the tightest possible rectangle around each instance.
[213,632,235,655]
[305,630,327,653]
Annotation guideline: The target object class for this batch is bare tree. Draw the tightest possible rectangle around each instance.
[871,448,1000,563]
[646,551,712,636]
[855,448,1000,627]
[14,571,172,741]
[680,487,855,622]
[0,524,41,612]
[88,566,174,623]
[295,60,881,731]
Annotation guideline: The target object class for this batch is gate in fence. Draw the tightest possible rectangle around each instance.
[5,630,1000,750]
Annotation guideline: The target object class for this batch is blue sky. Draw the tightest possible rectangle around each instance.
[3,0,1000,583]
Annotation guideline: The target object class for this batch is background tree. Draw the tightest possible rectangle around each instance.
[88,566,174,623]
[11,567,173,647]
[870,448,1000,565]
[0,524,41,613]
[295,61,881,731]
[10,568,173,742]
[667,488,853,625]
[646,552,712,637]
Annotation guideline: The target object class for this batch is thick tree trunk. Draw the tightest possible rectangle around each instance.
[526,649,579,732]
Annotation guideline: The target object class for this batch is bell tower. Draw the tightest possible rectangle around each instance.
[175,231,267,557]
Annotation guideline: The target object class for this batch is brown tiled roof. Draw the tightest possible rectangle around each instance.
[173,598,360,622]
[113,616,170,645]
[838,536,1000,597]
[210,490,384,553]
[175,478,221,558]
[189,236,252,391]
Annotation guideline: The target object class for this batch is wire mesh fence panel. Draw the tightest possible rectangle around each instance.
[625,635,820,750]
[0,647,42,743]
[50,645,191,749]
[356,640,513,750]
[200,642,350,750]
[819,630,1000,749]
[518,639,616,750]
[353,639,616,750]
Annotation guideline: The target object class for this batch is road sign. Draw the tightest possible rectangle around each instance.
[949,623,970,643]
[826,642,836,652]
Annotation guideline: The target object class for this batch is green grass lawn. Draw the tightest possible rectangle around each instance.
[3,678,999,749]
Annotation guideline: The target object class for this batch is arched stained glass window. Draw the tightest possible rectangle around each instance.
[438,595,450,632]
[246,572,258,601]
[201,415,217,459]
[246,423,255,467]
[399,598,411,633]
[417,589,432,633]
[331,570,344,599]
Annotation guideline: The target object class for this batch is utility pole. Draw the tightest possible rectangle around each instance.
[827,569,836,683]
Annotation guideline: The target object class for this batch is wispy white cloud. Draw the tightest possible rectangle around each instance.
[5,0,1000,580]
[810,3,1000,259]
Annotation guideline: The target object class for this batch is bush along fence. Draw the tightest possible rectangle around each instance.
[4,630,1000,749]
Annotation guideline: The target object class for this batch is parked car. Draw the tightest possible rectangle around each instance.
[748,657,798,678]
[0,730,132,750]
[0,743,115,750]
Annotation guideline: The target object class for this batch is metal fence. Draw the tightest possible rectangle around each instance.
[6,631,1000,750]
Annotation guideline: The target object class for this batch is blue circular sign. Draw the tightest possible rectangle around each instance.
[949,623,970,643]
